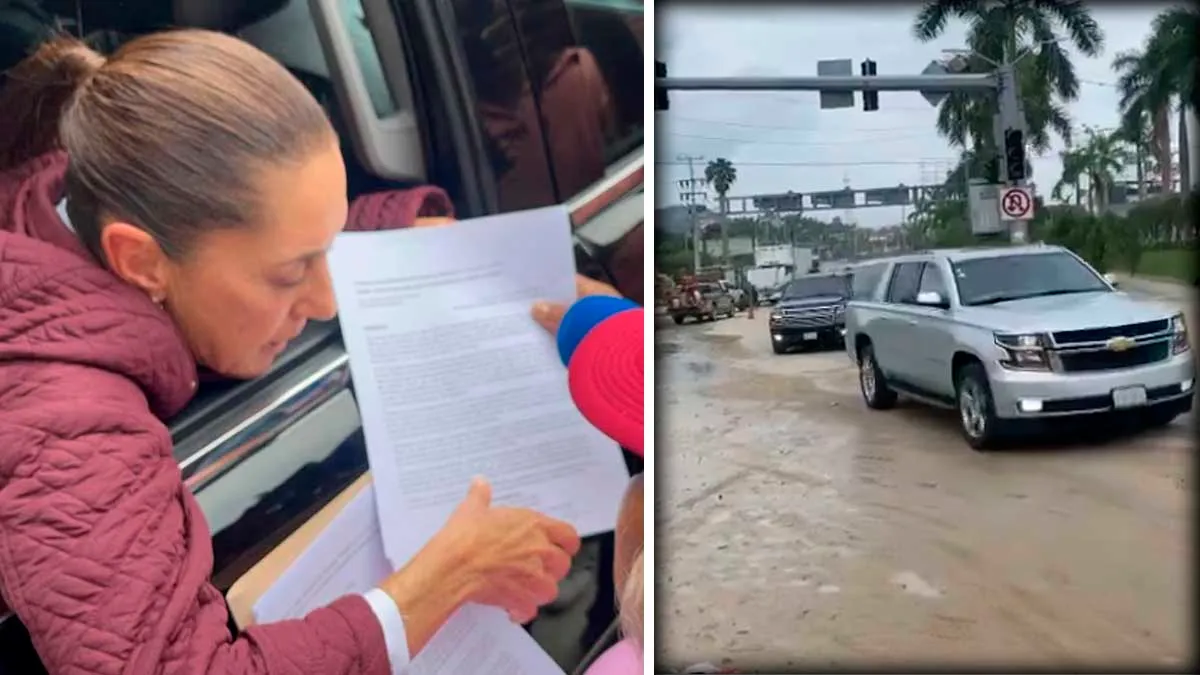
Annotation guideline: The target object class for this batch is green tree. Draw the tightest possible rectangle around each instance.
[1053,127,1131,212]
[704,157,737,265]
[912,0,1104,173]
[1113,7,1197,193]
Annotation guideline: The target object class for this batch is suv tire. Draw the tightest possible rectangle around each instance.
[858,344,897,409]
[955,362,1006,450]
[772,340,787,355]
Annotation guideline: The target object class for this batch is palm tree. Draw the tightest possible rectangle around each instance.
[1113,48,1174,194]
[704,157,737,264]
[1051,146,1088,208]
[1053,128,1131,213]
[1114,7,1198,193]
[912,0,1104,176]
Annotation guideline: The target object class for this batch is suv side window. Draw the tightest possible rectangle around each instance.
[449,0,558,212]
[917,262,948,298]
[886,262,923,304]
[509,0,642,201]
[851,263,885,300]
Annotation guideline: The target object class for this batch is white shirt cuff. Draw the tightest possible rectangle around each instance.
[362,588,411,671]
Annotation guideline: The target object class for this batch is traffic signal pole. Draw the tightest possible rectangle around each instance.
[657,74,997,92]
[657,64,1031,244]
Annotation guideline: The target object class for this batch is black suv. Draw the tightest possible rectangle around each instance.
[0,0,644,672]
[768,273,852,354]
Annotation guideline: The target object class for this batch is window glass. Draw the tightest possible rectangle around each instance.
[782,275,850,300]
[450,0,558,212]
[951,252,1109,306]
[850,263,885,300]
[338,0,398,117]
[886,262,922,304]
[917,263,947,297]
[508,0,643,200]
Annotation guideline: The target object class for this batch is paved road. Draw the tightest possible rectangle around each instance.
[656,309,1193,672]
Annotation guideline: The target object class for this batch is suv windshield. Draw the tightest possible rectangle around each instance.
[782,276,850,300]
[952,252,1110,306]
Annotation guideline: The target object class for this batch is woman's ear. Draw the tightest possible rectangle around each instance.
[613,474,644,595]
[100,221,171,301]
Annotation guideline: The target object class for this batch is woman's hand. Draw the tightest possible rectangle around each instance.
[379,478,580,654]
[532,274,622,335]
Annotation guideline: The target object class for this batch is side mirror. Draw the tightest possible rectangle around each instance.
[1103,273,1119,288]
[915,291,948,308]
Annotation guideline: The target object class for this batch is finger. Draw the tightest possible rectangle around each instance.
[531,301,567,335]
[539,517,581,556]
[575,274,621,299]
[540,546,573,581]
[524,573,561,606]
[508,605,538,625]
[455,476,491,515]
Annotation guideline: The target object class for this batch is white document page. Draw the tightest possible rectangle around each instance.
[253,484,565,675]
[328,206,630,567]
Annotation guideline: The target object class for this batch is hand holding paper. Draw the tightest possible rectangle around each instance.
[404,477,581,625]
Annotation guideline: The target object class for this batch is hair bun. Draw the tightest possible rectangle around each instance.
[0,37,105,170]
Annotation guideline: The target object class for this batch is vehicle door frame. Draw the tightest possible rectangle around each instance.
[877,259,926,383]
[904,259,957,395]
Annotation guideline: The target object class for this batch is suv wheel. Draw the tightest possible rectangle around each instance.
[858,344,897,409]
[955,362,1005,450]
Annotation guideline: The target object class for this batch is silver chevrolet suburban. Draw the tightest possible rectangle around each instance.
[843,245,1195,449]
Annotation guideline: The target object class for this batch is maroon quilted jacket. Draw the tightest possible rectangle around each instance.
[0,151,453,674]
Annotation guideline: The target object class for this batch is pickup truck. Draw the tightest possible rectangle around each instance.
[0,0,644,672]
[844,245,1194,449]
[667,280,736,324]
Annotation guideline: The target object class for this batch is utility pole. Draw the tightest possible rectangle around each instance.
[677,153,707,272]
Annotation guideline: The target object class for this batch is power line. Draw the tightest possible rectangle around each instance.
[668,115,922,134]
[657,159,960,167]
[668,131,943,146]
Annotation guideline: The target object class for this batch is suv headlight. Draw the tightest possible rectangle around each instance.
[769,310,782,323]
[1172,314,1190,354]
[995,332,1051,370]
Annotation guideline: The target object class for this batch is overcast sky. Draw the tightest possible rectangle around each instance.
[655,2,1175,227]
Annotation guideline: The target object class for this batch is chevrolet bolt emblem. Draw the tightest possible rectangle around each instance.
[1106,336,1135,352]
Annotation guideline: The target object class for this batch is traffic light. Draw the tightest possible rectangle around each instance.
[861,59,878,112]
[655,60,668,111]
[1004,128,1026,181]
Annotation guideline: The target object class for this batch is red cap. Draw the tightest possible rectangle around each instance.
[567,308,643,456]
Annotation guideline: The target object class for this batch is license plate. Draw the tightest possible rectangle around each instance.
[803,332,818,340]
[1112,386,1148,409]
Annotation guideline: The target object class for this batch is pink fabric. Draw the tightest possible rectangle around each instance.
[0,151,452,674]
[583,638,642,675]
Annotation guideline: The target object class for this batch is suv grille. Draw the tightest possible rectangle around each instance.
[1057,341,1170,372]
[778,305,841,328]
[1052,319,1170,346]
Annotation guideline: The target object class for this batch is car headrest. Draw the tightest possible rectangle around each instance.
[173,0,290,32]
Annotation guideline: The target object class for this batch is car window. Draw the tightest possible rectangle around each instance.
[783,275,850,299]
[886,262,923,304]
[850,263,886,300]
[507,0,642,202]
[917,262,947,297]
[449,0,559,212]
[951,252,1109,306]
